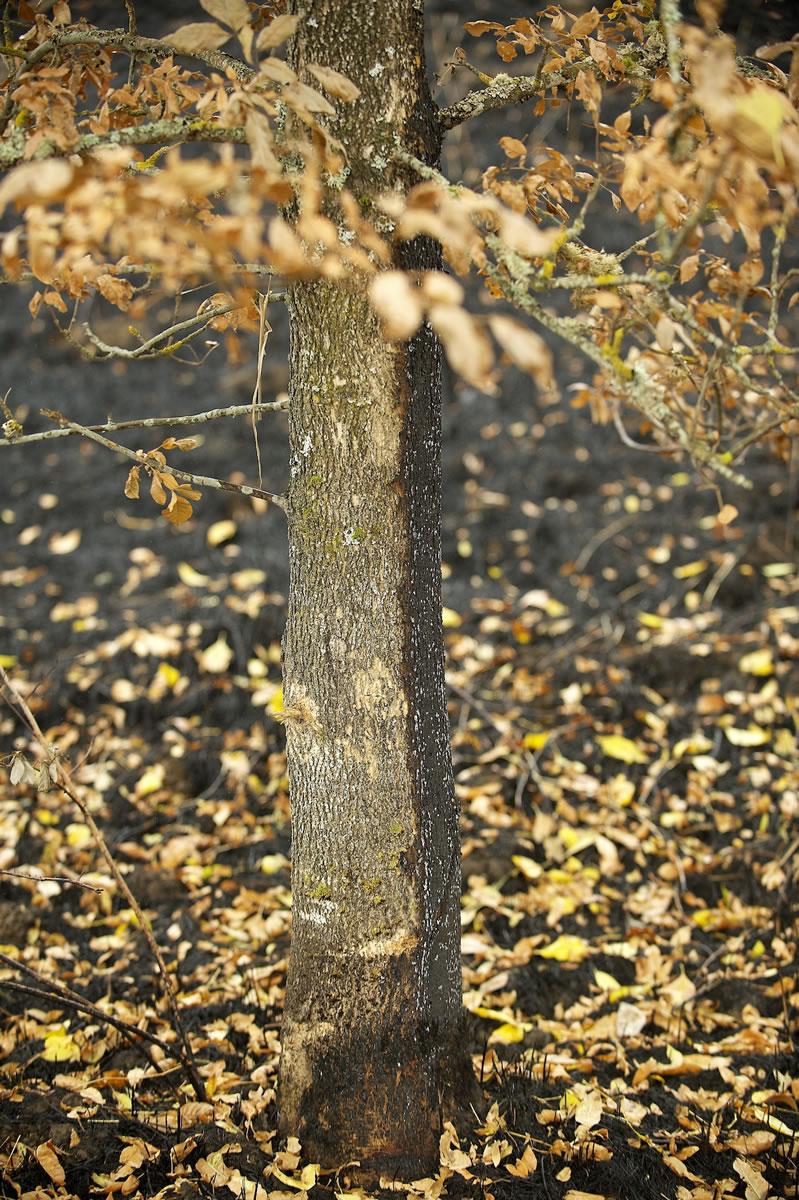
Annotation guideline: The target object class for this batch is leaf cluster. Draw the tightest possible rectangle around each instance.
[0,0,797,488]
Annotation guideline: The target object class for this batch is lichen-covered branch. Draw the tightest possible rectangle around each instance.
[0,114,248,167]
[42,409,288,510]
[0,401,287,447]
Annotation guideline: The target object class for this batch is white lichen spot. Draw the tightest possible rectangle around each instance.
[301,434,313,457]
[307,15,318,25]
[333,375,347,388]
[369,62,385,77]
[371,154,389,169]
[338,226,356,245]
[342,528,360,546]
[325,164,350,189]
[304,900,334,926]
[385,45,395,58]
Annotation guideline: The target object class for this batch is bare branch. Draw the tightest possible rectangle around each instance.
[23,26,253,80]
[437,37,668,131]
[0,968,180,1073]
[0,401,288,448]
[76,299,285,362]
[42,409,288,510]
[0,868,103,892]
[0,115,249,168]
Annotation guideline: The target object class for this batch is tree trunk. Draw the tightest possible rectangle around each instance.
[277,0,469,1180]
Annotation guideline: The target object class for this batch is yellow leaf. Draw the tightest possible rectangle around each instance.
[260,853,289,874]
[608,773,635,806]
[490,1022,525,1044]
[574,1091,603,1129]
[271,1163,319,1190]
[537,934,589,962]
[65,822,92,847]
[523,731,549,750]
[178,561,210,587]
[738,648,773,676]
[158,662,181,688]
[762,562,793,577]
[136,763,165,797]
[200,633,234,673]
[442,607,461,628]
[593,969,621,992]
[471,1005,533,1031]
[41,1027,80,1063]
[637,611,662,628]
[0,654,18,667]
[724,725,770,747]
[597,734,649,764]
[268,685,284,714]
[207,519,237,548]
[512,854,542,880]
[672,559,707,579]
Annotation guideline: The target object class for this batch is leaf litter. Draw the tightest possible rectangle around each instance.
[1,391,797,1200]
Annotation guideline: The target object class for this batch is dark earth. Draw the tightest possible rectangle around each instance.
[1,2,798,1198]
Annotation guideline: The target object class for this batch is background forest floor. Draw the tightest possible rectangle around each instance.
[2,1,799,1197]
[1,305,797,1200]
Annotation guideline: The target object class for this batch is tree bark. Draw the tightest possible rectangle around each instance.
[277,0,470,1181]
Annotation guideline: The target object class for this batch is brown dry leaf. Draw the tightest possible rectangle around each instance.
[256,56,297,85]
[571,8,601,38]
[257,13,300,51]
[733,1158,769,1200]
[283,81,336,116]
[168,21,231,53]
[307,63,361,102]
[420,271,464,306]
[200,0,250,31]
[498,209,557,258]
[428,304,494,389]
[500,136,527,160]
[162,494,194,525]
[150,474,167,506]
[369,271,424,341]
[245,107,282,173]
[35,1142,65,1186]
[488,314,552,385]
[0,159,74,213]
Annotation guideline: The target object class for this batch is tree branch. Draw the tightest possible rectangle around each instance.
[0,401,288,448]
[437,37,668,131]
[0,956,183,1069]
[0,114,249,168]
[42,409,289,511]
[75,299,285,362]
[22,26,253,81]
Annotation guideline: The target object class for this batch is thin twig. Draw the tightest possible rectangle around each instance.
[0,401,288,448]
[41,409,288,511]
[78,298,284,362]
[0,953,181,1065]
[0,868,103,892]
[0,665,206,1102]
